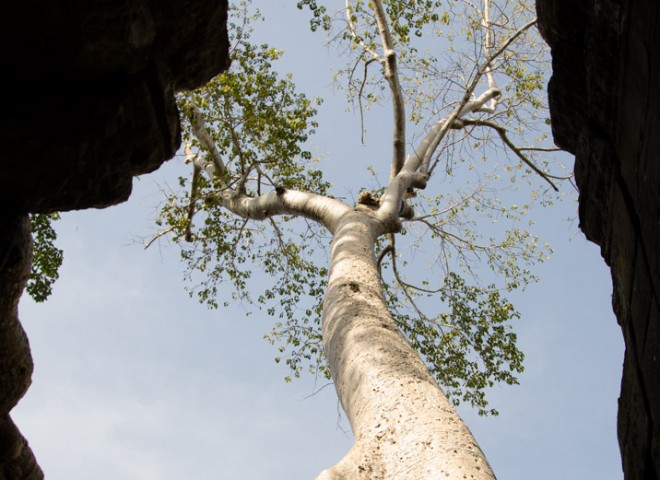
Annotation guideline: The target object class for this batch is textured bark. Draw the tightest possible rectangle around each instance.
[211,188,348,232]
[318,210,495,480]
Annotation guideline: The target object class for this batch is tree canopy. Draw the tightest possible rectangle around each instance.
[149,0,571,417]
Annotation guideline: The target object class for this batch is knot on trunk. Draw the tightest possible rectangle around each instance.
[357,191,380,208]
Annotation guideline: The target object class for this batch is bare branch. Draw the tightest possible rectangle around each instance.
[489,19,538,67]
[370,0,406,180]
[481,0,499,112]
[182,142,201,242]
[518,147,563,152]
[377,243,394,279]
[461,118,559,191]
[416,217,502,252]
[345,0,381,61]
[207,187,350,234]
[386,236,434,322]
[144,226,176,249]
[357,58,378,144]
[424,19,538,176]
[190,106,228,178]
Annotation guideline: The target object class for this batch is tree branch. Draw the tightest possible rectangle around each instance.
[376,153,428,229]
[345,0,381,61]
[183,142,201,242]
[357,58,378,144]
[481,0,499,112]
[370,0,406,181]
[387,237,434,324]
[423,19,537,176]
[188,103,348,233]
[376,243,394,279]
[461,118,559,191]
[144,226,176,249]
[207,188,350,234]
[190,106,228,178]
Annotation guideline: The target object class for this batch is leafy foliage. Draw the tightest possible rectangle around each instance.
[28,213,63,302]
[176,43,325,195]
[156,0,570,415]
[303,0,553,182]
[385,271,523,416]
[158,3,333,381]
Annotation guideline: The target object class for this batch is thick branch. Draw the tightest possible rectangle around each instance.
[371,0,406,180]
[182,142,201,242]
[375,12,536,225]
[190,107,228,178]
[207,188,350,234]
[422,87,502,176]
[481,0,499,112]
[187,106,348,233]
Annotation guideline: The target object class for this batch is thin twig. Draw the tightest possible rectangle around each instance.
[144,226,176,249]
[377,243,394,279]
[462,118,559,191]
[358,58,377,144]
[424,19,538,176]
[345,0,382,60]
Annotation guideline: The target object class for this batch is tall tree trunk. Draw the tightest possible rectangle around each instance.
[318,210,495,480]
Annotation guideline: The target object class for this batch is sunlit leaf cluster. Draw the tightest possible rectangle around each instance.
[157,2,334,383]
[384,271,523,416]
[27,213,63,303]
[177,5,327,198]
[375,181,550,414]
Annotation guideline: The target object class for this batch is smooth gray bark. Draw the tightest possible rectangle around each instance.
[317,210,496,479]
[187,79,498,479]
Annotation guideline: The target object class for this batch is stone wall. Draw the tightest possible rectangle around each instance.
[0,1,230,213]
[0,2,229,477]
[537,1,660,479]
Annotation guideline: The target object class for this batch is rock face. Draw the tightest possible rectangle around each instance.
[0,1,229,478]
[537,1,660,479]
[0,1,230,213]
[0,215,41,480]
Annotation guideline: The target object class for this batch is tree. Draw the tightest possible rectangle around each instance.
[154,1,570,478]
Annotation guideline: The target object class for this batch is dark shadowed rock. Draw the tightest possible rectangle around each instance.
[0,1,229,478]
[537,1,660,478]
[0,0,230,213]
[0,213,40,478]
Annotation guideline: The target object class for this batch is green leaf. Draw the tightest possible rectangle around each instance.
[27,213,63,302]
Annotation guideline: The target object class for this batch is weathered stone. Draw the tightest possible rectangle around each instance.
[0,0,230,213]
[0,214,41,480]
[537,0,660,478]
[0,1,230,477]
[0,215,33,414]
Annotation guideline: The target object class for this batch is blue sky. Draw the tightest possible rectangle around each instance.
[14,2,624,479]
